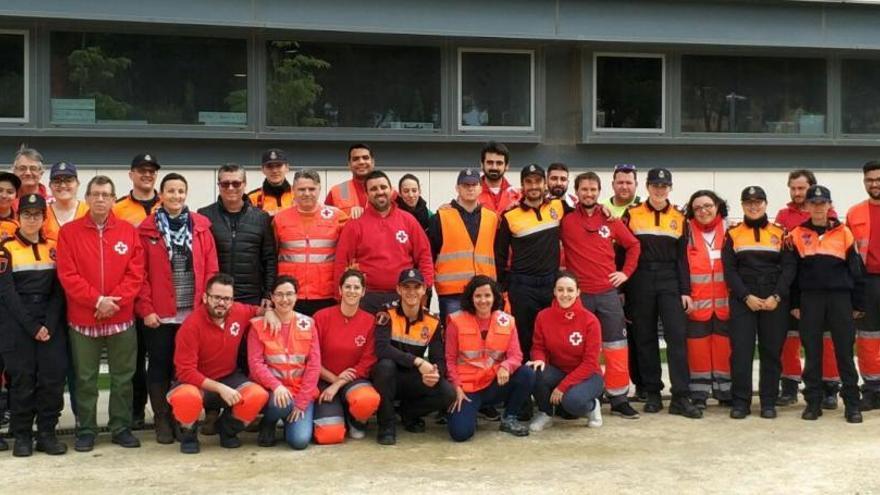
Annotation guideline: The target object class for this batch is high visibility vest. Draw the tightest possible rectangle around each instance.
[248,187,294,216]
[686,219,729,322]
[327,180,362,215]
[113,193,160,227]
[44,201,88,241]
[274,205,343,300]
[1,233,56,295]
[728,221,785,255]
[253,315,315,397]
[451,310,514,393]
[626,202,685,240]
[434,206,498,295]
[847,201,871,262]
[790,223,854,260]
[388,307,440,348]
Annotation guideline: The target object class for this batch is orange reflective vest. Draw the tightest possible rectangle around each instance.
[728,221,785,255]
[626,202,685,240]
[790,223,854,260]
[388,306,441,348]
[686,219,729,322]
[434,206,498,296]
[847,201,871,262]
[112,193,160,227]
[248,187,293,216]
[253,316,315,397]
[274,205,345,300]
[326,180,363,216]
[451,310,514,393]
[44,201,89,241]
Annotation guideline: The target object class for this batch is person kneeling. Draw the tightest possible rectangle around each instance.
[527,271,604,431]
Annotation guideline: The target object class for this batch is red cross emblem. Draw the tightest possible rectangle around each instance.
[355,335,366,347]
[598,225,611,239]
[395,230,409,244]
[320,207,333,220]
[114,241,129,255]
[496,313,510,326]
[296,317,311,330]
[569,331,583,346]
[229,322,241,336]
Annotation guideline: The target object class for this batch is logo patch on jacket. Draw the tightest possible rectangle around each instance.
[599,225,611,239]
[496,313,510,326]
[320,207,334,220]
[395,230,409,244]
[355,335,366,347]
[297,317,311,330]
[229,322,241,336]
[0,254,8,273]
[114,241,129,255]
[569,331,583,346]
[375,311,390,326]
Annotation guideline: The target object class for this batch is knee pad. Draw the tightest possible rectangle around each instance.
[167,384,203,425]
[602,343,630,396]
[344,382,381,421]
[232,383,270,424]
[313,416,345,445]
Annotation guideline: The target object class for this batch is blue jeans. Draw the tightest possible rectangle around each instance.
[262,397,314,450]
[447,366,535,442]
[534,365,604,417]
[438,295,462,328]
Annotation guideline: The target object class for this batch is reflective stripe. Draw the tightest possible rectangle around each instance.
[12,263,55,272]
[278,253,335,263]
[690,372,712,380]
[314,416,344,426]
[715,372,731,380]
[733,245,780,253]
[786,331,799,338]
[391,334,430,347]
[689,384,712,392]
[435,272,476,283]
[782,374,801,381]
[265,354,307,365]
[715,298,729,308]
[858,330,880,339]
[713,272,725,282]
[512,221,559,238]
[436,251,475,263]
[280,240,307,249]
[460,350,483,359]
[486,350,506,360]
[279,239,337,249]
[690,274,712,284]
[631,229,680,239]
[692,299,713,309]
[606,386,629,396]
[309,239,336,248]
[270,368,304,379]
[602,340,627,350]
[861,373,880,381]
[717,382,732,392]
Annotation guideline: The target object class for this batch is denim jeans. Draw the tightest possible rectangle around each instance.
[262,397,315,450]
[447,366,535,442]
[534,365,604,417]
[438,295,463,328]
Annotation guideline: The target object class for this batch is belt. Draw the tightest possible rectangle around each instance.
[639,261,676,271]
[20,294,49,303]
[509,272,556,285]
[740,273,780,285]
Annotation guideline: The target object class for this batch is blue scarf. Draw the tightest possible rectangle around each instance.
[155,207,192,261]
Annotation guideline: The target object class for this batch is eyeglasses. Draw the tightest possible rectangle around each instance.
[206,294,233,304]
[864,178,880,185]
[13,165,41,173]
[614,164,637,172]
[87,192,114,199]
[134,167,158,176]
[50,176,77,185]
[218,180,244,189]
[272,291,297,299]
[19,211,43,220]
[691,204,716,212]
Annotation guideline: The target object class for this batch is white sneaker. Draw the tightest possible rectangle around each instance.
[529,411,554,432]
[587,399,603,428]
[348,421,366,439]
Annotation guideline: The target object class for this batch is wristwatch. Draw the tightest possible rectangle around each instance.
[771,294,781,303]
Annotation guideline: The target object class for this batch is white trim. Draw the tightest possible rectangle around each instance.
[592,52,665,134]
[0,30,28,123]
[457,48,534,132]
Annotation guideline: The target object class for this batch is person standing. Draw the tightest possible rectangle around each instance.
[56,175,145,452]
[395,174,432,233]
[247,148,294,216]
[325,144,375,219]
[602,164,640,219]
[44,162,88,241]
[547,162,577,208]
[477,141,521,214]
[11,148,51,200]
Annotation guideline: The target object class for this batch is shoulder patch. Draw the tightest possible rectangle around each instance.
[375,311,390,326]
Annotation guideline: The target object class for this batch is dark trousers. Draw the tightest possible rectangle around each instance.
[799,291,860,408]
[132,319,148,419]
[729,295,787,408]
[294,299,336,317]
[371,358,456,429]
[508,273,555,360]
[1,332,68,437]
[144,323,179,386]
[447,366,536,442]
[626,267,690,397]
[534,365,604,417]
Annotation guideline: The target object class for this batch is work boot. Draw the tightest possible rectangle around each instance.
[179,426,200,454]
[35,431,68,455]
[643,393,663,413]
[610,401,640,419]
[376,425,396,446]
[729,407,750,419]
[148,383,174,445]
[111,429,141,448]
[200,409,220,435]
[12,435,33,457]
[402,416,426,433]
[845,406,864,424]
[478,405,501,421]
[822,382,840,410]
[777,379,799,406]
[74,434,95,452]
[801,404,823,420]
[257,418,277,447]
[668,397,702,419]
[760,407,777,419]
[517,397,534,422]
[692,398,707,410]
[860,389,880,411]
[217,411,244,449]
[499,415,529,437]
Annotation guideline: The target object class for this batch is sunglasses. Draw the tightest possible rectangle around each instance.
[218,180,244,189]
[614,163,637,172]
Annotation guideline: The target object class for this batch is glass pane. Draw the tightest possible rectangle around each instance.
[842,59,880,134]
[266,41,440,129]
[595,56,663,130]
[50,32,247,126]
[0,33,25,119]
[460,51,531,128]
[681,55,826,134]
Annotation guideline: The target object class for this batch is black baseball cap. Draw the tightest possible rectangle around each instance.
[457,168,480,185]
[18,193,46,212]
[646,168,672,186]
[805,185,832,203]
[520,163,545,182]
[0,171,21,190]
[50,161,78,180]
[131,153,160,170]
[398,268,425,285]
[261,148,288,166]
[740,185,767,202]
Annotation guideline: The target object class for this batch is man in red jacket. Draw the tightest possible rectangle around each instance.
[477,141,521,214]
[334,170,434,313]
[561,172,642,419]
[56,175,145,453]
[775,169,840,408]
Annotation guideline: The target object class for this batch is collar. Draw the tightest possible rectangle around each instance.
[645,199,671,213]
[393,303,425,323]
[218,195,250,215]
[578,203,608,219]
[84,212,117,229]
[129,190,159,204]
[802,217,841,232]
[519,196,549,211]
[14,228,44,246]
[481,175,510,192]
[451,199,481,215]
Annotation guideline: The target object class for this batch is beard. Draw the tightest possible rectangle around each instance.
[549,186,566,198]
[483,169,503,182]
[207,305,230,320]
[870,190,880,201]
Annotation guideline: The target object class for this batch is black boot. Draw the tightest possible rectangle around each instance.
[148,383,174,445]
[778,379,799,406]
[257,417,277,447]
[801,404,823,420]
[217,411,244,449]
[377,424,396,445]
[822,382,840,410]
[669,396,702,419]
[12,434,33,457]
[643,393,663,413]
[35,431,67,455]
[861,389,880,412]
[179,425,200,454]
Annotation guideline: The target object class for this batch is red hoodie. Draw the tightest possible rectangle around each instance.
[560,205,640,294]
[531,298,602,393]
[56,213,145,327]
[136,211,219,319]
[313,305,377,379]
[775,202,837,230]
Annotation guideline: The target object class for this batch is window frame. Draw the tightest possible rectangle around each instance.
[0,29,29,124]
[592,52,666,134]
[838,55,880,138]
[457,47,535,132]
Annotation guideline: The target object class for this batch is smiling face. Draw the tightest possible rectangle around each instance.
[13,155,43,191]
[472,284,494,318]
[553,276,580,309]
[18,207,44,237]
[646,183,671,204]
[864,169,880,201]
[49,175,79,202]
[397,281,426,308]
[204,283,234,320]
[86,182,115,218]
[366,176,392,212]
[348,148,374,179]
[481,152,508,182]
[160,179,188,216]
[742,199,767,221]
[218,170,246,205]
[339,275,365,307]
[521,175,545,202]
[547,170,569,198]
[690,195,718,226]
[129,165,158,196]
[0,180,17,213]
[576,179,600,208]
[271,282,298,317]
[399,178,421,208]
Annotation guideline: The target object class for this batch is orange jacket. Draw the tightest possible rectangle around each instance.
[247,186,294,216]
[274,205,347,300]
[847,200,871,262]
[434,206,498,295]
[686,219,729,322]
[449,310,514,393]
[790,223,853,260]
[44,201,88,241]
[478,176,520,214]
[112,192,160,227]
[325,179,365,216]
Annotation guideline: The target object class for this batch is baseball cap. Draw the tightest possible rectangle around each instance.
[131,153,160,170]
[646,168,672,185]
[261,148,288,166]
[457,168,480,185]
[398,268,425,285]
[0,171,21,190]
[520,163,545,182]
[805,185,832,203]
[50,161,78,180]
[740,185,767,202]
[18,193,46,212]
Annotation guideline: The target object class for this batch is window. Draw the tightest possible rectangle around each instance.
[842,59,880,134]
[0,31,27,122]
[681,55,826,134]
[593,54,664,132]
[266,41,441,129]
[459,49,533,130]
[50,32,247,126]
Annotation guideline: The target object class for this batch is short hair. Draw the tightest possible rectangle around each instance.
[339,268,366,288]
[348,143,372,160]
[863,161,880,175]
[612,164,637,181]
[364,170,391,188]
[555,270,579,286]
[548,163,569,175]
[293,169,321,184]
[398,173,420,190]
[272,275,300,293]
[206,273,235,292]
[218,163,247,182]
[480,141,509,164]
[788,169,816,186]
[160,172,188,192]
[86,175,115,196]
[574,171,602,191]
[460,275,504,314]
[13,147,43,167]
[685,189,729,220]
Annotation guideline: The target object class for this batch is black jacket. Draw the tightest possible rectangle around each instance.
[198,197,276,305]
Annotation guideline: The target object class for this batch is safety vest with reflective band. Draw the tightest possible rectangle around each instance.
[247,188,294,216]
[728,221,785,256]
[789,223,854,260]
[0,232,56,295]
[504,199,564,239]
[626,202,685,240]
[434,206,498,295]
[326,180,363,215]
[686,219,729,322]
[450,310,514,393]
[112,193,161,227]
[275,205,343,300]
[253,315,316,397]
[847,200,872,263]
[388,306,441,350]
[44,201,89,241]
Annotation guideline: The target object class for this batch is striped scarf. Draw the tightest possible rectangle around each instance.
[156,207,193,261]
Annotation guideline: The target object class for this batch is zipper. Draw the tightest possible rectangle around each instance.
[99,226,105,294]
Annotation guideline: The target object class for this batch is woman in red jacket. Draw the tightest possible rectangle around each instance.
[136,173,218,444]
[527,271,604,432]
[312,269,381,444]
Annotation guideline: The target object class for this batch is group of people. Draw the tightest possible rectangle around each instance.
[0,141,878,458]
